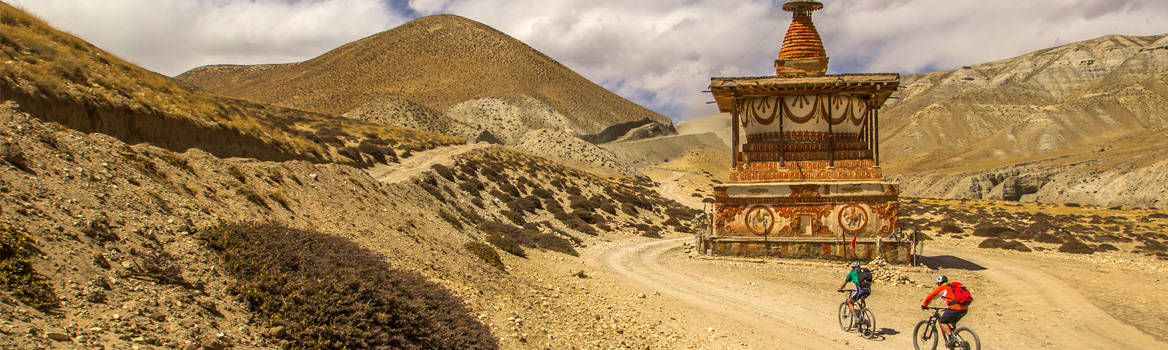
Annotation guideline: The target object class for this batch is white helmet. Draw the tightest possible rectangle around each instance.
[850,261,861,270]
[936,275,948,285]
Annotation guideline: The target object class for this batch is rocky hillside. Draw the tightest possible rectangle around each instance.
[881,33,1168,207]
[0,98,701,349]
[0,3,462,167]
[176,14,675,143]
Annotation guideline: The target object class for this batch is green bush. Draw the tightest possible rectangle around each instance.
[0,226,59,311]
[199,222,496,350]
[464,241,505,271]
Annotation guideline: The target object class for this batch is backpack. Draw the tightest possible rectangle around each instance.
[949,282,973,306]
[856,268,873,288]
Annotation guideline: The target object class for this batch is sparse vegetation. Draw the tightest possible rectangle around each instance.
[464,241,505,271]
[0,226,59,312]
[199,222,496,350]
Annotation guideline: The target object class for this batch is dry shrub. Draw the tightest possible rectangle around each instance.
[554,212,597,236]
[1147,213,1168,220]
[620,202,638,216]
[488,189,511,203]
[0,226,59,311]
[1033,233,1064,244]
[459,178,484,195]
[499,183,520,197]
[430,164,455,181]
[199,222,496,350]
[532,233,578,256]
[1096,243,1119,252]
[1001,240,1032,252]
[439,210,464,230]
[600,203,617,215]
[500,209,525,225]
[481,221,533,257]
[485,232,525,257]
[1058,240,1095,254]
[464,241,504,271]
[939,224,963,234]
[419,182,444,201]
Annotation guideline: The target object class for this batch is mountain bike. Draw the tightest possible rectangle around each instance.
[836,289,876,339]
[914,307,980,350]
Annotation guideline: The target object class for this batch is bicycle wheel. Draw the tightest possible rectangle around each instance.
[950,327,980,350]
[913,320,938,350]
[837,302,853,330]
[858,308,876,339]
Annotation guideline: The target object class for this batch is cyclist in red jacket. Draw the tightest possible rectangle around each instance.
[922,275,969,347]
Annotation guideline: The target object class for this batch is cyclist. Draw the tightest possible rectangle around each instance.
[835,261,871,322]
[921,275,968,347]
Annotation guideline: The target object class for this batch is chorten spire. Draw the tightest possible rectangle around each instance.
[774,0,829,76]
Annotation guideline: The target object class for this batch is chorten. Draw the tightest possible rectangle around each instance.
[700,0,910,263]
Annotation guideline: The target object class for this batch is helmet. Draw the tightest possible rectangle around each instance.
[850,261,861,270]
[936,275,948,285]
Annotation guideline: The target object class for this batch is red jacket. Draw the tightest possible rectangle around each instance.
[923,283,968,310]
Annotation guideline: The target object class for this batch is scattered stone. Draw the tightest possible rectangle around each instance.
[46,331,70,341]
[85,290,107,303]
[266,326,286,338]
[93,253,110,269]
[939,224,963,234]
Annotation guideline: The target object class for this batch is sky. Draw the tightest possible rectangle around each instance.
[8,0,1168,122]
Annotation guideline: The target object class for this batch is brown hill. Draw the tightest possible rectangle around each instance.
[880,33,1168,207]
[882,34,1168,170]
[176,14,674,142]
[0,3,462,166]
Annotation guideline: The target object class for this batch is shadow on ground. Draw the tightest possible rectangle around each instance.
[919,255,987,271]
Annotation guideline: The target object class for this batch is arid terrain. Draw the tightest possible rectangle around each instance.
[3,2,1168,350]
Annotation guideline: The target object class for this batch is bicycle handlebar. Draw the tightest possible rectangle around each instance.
[838,289,856,292]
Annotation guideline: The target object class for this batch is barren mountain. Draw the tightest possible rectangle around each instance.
[881,33,1168,207]
[0,3,461,167]
[176,14,675,143]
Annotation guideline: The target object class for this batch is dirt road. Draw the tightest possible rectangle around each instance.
[655,171,704,209]
[587,236,1168,349]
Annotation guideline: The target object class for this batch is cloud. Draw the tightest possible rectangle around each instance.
[10,0,1168,122]
[8,0,406,75]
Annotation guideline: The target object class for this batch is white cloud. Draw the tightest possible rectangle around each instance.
[8,0,405,75]
[9,0,1168,122]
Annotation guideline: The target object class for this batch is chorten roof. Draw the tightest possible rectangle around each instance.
[708,74,900,113]
[776,12,826,60]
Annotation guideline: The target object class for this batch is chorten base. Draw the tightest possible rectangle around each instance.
[698,180,910,263]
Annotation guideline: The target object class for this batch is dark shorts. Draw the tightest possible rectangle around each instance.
[939,308,967,326]
[850,288,871,302]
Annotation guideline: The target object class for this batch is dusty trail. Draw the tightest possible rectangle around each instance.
[591,237,1168,349]
[656,171,703,209]
[366,143,488,183]
[590,237,888,349]
[928,246,1167,349]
